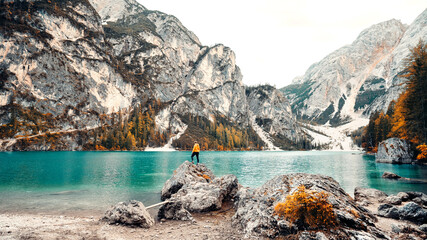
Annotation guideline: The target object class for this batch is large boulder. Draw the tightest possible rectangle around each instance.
[102,200,154,228]
[232,173,384,239]
[157,200,193,221]
[376,138,414,164]
[398,202,427,223]
[377,204,400,219]
[405,192,427,206]
[354,187,388,205]
[159,161,240,219]
[161,161,215,201]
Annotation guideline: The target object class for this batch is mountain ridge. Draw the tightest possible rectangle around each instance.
[281,9,426,126]
[0,0,304,151]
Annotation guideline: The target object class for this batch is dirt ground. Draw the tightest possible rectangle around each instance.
[0,204,246,240]
[1,199,425,240]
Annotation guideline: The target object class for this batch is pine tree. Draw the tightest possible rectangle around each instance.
[400,41,427,144]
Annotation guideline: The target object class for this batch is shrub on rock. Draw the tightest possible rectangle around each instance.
[273,185,337,229]
[233,173,381,238]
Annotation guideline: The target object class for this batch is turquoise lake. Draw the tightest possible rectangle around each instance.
[0,151,426,215]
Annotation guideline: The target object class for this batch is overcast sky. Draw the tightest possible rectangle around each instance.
[137,0,425,88]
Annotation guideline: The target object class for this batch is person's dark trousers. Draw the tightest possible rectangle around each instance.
[191,152,199,164]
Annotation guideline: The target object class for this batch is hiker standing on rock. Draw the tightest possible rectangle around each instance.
[191,141,200,164]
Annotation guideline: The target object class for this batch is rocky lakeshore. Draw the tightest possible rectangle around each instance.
[1,161,426,239]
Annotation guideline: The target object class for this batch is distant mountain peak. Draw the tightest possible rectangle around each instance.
[281,9,426,126]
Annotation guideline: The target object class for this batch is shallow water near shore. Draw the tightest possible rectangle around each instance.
[0,151,426,215]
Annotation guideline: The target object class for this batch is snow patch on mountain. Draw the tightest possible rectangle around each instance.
[304,118,369,150]
[250,116,280,151]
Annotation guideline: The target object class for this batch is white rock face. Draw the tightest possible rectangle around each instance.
[103,6,261,140]
[0,0,137,121]
[0,0,301,150]
[282,9,427,124]
[376,138,414,164]
[89,0,146,24]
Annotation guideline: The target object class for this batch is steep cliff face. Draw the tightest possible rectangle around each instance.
[246,85,304,149]
[0,0,301,150]
[0,0,141,134]
[91,0,301,149]
[282,9,427,125]
[94,1,252,142]
[365,8,427,115]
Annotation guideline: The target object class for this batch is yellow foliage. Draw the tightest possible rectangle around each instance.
[273,185,337,229]
[416,144,427,160]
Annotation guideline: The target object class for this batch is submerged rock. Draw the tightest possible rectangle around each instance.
[382,171,402,179]
[102,200,154,228]
[376,138,414,164]
[159,161,240,219]
[232,173,383,239]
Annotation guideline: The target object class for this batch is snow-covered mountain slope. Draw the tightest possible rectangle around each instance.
[282,8,427,125]
[303,119,369,151]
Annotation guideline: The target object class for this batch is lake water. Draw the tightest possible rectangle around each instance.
[0,151,426,215]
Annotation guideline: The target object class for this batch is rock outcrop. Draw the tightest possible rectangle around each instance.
[161,161,215,201]
[102,200,154,228]
[376,138,414,164]
[159,161,239,220]
[232,173,384,239]
[245,85,305,149]
[158,163,427,238]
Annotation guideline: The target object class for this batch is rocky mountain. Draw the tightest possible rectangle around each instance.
[0,0,302,150]
[282,9,427,126]
[245,85,305,149]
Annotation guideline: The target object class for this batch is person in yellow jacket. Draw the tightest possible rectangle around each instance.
[191,141,200,164]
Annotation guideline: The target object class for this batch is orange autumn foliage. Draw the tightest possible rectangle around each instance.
[202,174,211,180]
[273,185,337,229]
[390,91,410,140]
[416,144,427,160]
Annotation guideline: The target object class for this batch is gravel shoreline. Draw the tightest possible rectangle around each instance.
[0,203,246,240]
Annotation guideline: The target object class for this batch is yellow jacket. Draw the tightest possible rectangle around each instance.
[192,143,200,152]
